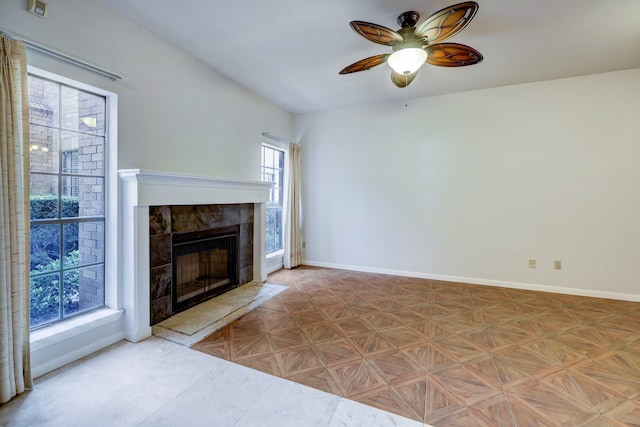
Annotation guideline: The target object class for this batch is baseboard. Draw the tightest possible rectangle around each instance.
[301,259,640,303]
[30,309,126,378]
[124,327,153,343]
[32,330,126,379]
[266,253,284,274]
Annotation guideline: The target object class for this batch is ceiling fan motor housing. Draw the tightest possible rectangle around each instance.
[393,26,423,52]
[397,11,420,28]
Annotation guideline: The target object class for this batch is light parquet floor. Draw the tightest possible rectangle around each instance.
[192,266,640,426]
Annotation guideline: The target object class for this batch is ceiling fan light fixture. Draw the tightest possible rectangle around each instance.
[341,3,482,87]
[387,48,427,75]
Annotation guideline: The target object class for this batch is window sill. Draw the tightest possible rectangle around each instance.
[266,250,284,274]
[266,249,284,259]
[30,308,124,352]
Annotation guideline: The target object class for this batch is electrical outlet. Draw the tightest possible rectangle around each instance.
[302,241,306,249]
[528,258,536,269]
[554,260,562,270]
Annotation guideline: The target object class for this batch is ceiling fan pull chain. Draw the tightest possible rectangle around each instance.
[405,74,408,107]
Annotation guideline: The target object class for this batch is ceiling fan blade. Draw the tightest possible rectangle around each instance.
[339,54,390,75]
[415,2,478,44]
[425,43,483,67]
[350,21,403,46]
[391,70,418,88]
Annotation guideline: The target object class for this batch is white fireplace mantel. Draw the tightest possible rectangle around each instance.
[119,169,272,342]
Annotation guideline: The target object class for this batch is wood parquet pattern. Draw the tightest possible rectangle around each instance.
[192,266,640,426]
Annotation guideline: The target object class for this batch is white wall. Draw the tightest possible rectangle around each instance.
[296,69,640,300]
[1,0,293,377]
[0,0,294,180]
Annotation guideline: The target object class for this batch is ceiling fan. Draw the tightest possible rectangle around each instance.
[339,1,483,88]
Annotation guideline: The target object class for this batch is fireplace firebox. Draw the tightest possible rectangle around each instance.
[172,225,239,314]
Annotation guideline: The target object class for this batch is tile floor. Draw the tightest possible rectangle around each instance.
[0,336,422,426]
[193,266,640,426]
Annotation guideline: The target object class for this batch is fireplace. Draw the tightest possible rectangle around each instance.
[172,225,239,314]
[119,169,271,342]
[148,203,256,325]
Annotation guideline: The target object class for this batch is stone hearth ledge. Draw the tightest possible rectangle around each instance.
[152,282,286,347]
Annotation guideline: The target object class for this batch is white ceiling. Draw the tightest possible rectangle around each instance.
[101,0,640,114]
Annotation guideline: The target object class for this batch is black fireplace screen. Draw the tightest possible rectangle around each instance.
[172,225,239,314]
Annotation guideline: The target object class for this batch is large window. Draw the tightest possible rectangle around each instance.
[28,73,107,329]
[261,144,285,255]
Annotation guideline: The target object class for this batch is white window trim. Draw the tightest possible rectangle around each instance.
[266,248,284,274]
[27,66,121,372]
[262,141,288,271]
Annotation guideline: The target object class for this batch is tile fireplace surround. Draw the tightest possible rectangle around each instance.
[119,169,272,343]
[148,203,255,325]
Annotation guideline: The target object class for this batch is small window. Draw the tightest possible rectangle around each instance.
[261,144,285,255]
[62,150,79,196]
[28,73,108,329]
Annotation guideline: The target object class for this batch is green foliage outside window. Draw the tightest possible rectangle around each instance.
[30,196,80,327]
[30,251,79,326]
[266,204,283,253]
[30,196,78,270]
[29,195,79,219]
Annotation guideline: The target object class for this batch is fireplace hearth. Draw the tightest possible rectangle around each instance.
[173,225,239,314]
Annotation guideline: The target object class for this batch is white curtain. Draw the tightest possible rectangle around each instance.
[0,35,32,404]
[284,143,301,269]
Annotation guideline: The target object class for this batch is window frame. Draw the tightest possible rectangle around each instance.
[261,142,288,261]
[27,66,119,330]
